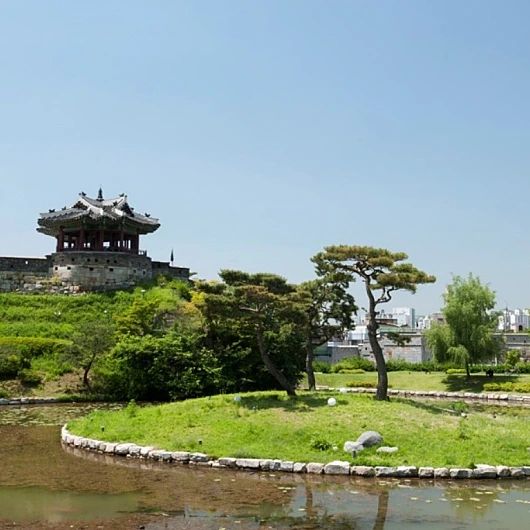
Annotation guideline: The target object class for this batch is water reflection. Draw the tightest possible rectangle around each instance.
[1,403,530,529]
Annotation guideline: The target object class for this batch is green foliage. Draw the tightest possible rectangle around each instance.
[427,275,500,374]
[331,357,376,373]
[312,245,435,399]
[483,382,530,393]
[0,354,29,379]
[309,436,335,451]
[346,380,378,388]
[446,368,466,374]
[195,271,306,396]
[0,336,71,357]
[98,333,221,401]
[505,349,521,368]
[385,360,439,372]
[312,361,331,373]
[18,369,42,387]
[31,354,74,379]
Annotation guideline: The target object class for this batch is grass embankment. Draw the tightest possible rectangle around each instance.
[311,372,530,393]
[0,286,183,397]
[69,391,530,467]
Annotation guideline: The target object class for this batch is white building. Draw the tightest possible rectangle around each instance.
[391,307,416,329]
[498,308,530,332]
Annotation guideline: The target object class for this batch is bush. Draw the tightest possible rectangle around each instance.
[386,360,439,372]
[0,354,29,379]
[337,368,366,374]
[313,361,331,373]
[331,357,375,373]
[346,381,377,388]
[483,382,530,393]
[0,337,71,358]
[18,369,42,387]
[446,368,466,375]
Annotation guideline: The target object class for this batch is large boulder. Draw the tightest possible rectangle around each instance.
[356,431,383,447]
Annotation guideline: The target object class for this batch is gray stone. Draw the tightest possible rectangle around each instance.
[375,466,397,477]
[344,441,364,453]
[496,465,511,478]
[509,467,525,478]
[259,459,275,470]
[396,466,418,478]
[235,458,261,470]
[521,466,530,476]
[472,465,497,479]
[139,446,154,457]
[324,461,351,475]
[148,450,166,460]
[280,461,294,472]
[171,451,190,462]
[351,466,375,477]
[190,452,209,463]
[433,467,450,478]
[449,468,472,479]
[376,446,398,454]
[128,445,141,456]
[157,451,173,462]
[218,457,237,468]
[293,462,307,473]
[418,467,434,478]
[103,443,117,454]
[356,431,383,447]
[115,443,134,456]
[306,462,324,474]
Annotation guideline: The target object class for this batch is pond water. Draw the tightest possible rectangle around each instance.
[1,403,530,529]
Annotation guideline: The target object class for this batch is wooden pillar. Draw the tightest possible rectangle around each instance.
[79,228,85,250]
[120,229,124,251]
[99,230,104,251]
[58,227,64,252]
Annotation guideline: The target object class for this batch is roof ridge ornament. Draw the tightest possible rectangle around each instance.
[97,188,103,201]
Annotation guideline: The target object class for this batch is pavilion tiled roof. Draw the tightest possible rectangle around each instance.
[37,190,160,236]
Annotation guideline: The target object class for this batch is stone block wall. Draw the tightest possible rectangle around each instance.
[50,251,153,289]
[151,261,190,281]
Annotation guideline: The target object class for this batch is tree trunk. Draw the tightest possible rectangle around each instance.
[306,341,316,391]
[465,360,470,379]
[256,327,297,397]
[365,286,388,401]
[82,353,96,389]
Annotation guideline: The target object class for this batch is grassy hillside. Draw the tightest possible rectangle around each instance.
[0,281,191,397]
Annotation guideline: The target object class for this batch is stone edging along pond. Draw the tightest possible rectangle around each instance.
[61,424,530,481]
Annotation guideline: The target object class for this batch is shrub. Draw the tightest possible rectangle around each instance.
[0,354,29,379]
[337,368,366,374]
[446,368,466,375]
[386,360,439,372]
[18,369,42,387]
[331,357,375,373]
[313,361,331,373]
[0,337,71,358]
[483,382,530,393]
[345,380,386,388]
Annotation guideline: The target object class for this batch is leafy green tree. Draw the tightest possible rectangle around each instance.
[297,276,357,391]
[505,349,521,368]
[426,274,500,377]
[313,246,435,400]
[106,333,220,401]
[73,318,116,388]
[196,270,305,396]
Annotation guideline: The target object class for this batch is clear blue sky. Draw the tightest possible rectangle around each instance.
[1,1,529,314]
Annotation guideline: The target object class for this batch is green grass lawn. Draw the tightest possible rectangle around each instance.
[69,391,530,467]
[309,371,530,393]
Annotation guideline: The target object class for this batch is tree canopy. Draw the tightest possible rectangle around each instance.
[313,245,435,400]
[426,274,500,377]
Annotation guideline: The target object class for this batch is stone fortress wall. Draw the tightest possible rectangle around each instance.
[0,254,190,293]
